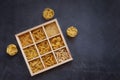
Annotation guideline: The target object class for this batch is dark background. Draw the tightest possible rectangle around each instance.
[0,0,120,80]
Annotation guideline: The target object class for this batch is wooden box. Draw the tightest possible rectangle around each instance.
[15,19,73,76]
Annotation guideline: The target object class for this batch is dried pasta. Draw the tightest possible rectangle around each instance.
[42,53,56,67]
[6,44,18,56]
[32,28,46,42]
[37,40,51,55]
[66,26,78,37]
[43,8,55,20]
[55,48,70,63]
[19,33,33,47]
[50,36,64,50]
[45,22,59,37]
[29,58,44,73]
[23,46,38,60]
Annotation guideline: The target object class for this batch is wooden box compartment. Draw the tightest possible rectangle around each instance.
[15,19,73,76]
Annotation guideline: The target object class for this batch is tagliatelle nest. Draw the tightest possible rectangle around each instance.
[66,26,78,37]
[43,8,55,20]
[6,44,18,56]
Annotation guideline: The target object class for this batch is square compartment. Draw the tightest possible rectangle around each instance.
[29,58,44,73]
[42,53,57,67]
[55,48,70,63]
[49,35,65,50]
[23,45,38,60]
[31,27,46,42]
[36,40,51,55]
[18,32,33,47]
[44,22,59,37]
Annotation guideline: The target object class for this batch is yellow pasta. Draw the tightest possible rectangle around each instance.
[66,26,78,37]
[50,36,64,50]
[32,28,46,42]
[29,58,44,73]
[19,33,33,47]
[42,53,56,67]
[43,8,55,20]
[6,44,18,56]
[55,48,70,63]
[45,22,59,37]
[23,46,38,60]
[37,40,51,55]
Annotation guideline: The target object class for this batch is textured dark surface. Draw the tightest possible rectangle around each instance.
[0,0,120,80]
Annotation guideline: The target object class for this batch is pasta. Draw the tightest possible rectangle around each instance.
[45,22,59,37]
[32,28,46,42]
[43,8,55,20]
[19,33,33,47]
[29,58,44,73]
[23,46,38,60]
[50,36,64,50]
[37,40,51,55]
[42,53,56,67]
[6,44,18,56]
[66,26,78,37]
[55,48,70,63]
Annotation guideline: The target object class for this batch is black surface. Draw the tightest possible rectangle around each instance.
[0,0,120,80]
